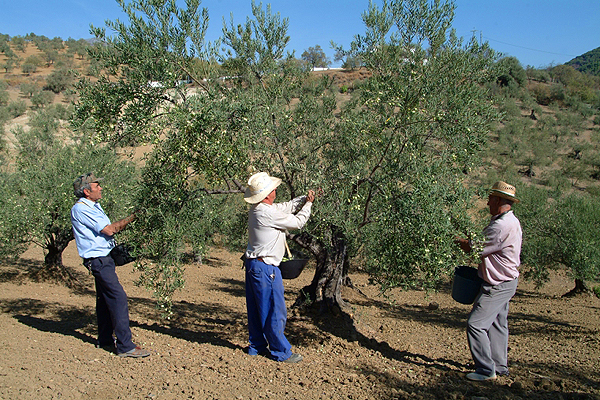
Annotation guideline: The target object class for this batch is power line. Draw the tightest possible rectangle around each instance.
[482,36,577,58]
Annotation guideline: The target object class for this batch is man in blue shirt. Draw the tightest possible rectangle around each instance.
[71,173,150,358]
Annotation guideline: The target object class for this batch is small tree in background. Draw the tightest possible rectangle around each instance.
[0,124,137,283]
[20,82,40,98]
[31,90,55,108]
[45,68,73,93]
[519,185,600,296]
[334,49,363,70]
[493,56,527,96]
[301,44,331,69]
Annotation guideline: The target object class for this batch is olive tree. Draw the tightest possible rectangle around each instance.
[301,45,330,69]
[519,185,600,296]
[73,0,239,313]
[0,124,137,282]
[73,0,499,314]
[301,0,499,308]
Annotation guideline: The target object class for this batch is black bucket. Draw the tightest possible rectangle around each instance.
[451,266,484,304]
[279,259,309,280]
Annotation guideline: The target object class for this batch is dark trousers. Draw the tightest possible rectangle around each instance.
[245,258,292,361]
[86,256,135,354]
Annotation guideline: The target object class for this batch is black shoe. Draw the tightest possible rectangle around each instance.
[496,370,510,377]
[95,340,116,352]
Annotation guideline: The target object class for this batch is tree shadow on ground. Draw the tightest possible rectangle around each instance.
[294,284,600,399]
[207,277,246,298]
[0,257,93,295]
[1,293,249,354]
[1,299,98,345]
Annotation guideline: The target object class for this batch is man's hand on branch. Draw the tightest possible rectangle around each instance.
[454,237,472,253]
[306,190,316,203]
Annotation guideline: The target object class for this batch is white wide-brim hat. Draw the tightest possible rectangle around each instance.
[244,172,282,204]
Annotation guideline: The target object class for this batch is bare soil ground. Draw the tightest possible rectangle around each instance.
[0,243,599,400]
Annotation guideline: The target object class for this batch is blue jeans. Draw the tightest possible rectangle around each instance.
[86,255,135,354]
[245,258,292,361]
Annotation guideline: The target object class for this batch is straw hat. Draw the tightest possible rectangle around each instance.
[244,172,282,204]
[489,181,519,203]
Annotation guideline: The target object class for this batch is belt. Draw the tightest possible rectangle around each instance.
[83,254,111,264]
[83,257,97,264]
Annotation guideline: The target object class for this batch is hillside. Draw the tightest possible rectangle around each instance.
[566,46,600,77]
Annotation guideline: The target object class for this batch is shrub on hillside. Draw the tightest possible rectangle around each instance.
[20,82,40,98]
[7,100,27,118]
[494,56,527,88]
[30,90,54,108]
[44,68,73,93]
[0,106,10,123]
[46,103,72,121]
[24,55,43,68]
[526,66,551,83]
[531,83,565,106]
[0,89,9,107]
[21,63,37,75]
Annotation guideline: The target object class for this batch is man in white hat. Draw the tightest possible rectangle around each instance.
[243,172,315,363]
[456,181,522,381]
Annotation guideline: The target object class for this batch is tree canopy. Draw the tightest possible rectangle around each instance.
[301,45,330,69]
[73,0,500,313]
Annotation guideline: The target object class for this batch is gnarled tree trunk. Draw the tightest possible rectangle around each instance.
[562,278,592,297]
[289,225,350,314]
[35,229,76,284]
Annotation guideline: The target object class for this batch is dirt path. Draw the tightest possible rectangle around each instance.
[0,243,599,400]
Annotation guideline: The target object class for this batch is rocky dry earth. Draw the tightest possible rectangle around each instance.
[0,243,599,400]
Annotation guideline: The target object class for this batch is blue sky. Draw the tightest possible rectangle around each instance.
[1,0,598,69]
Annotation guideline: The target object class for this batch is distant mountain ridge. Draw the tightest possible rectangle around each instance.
[566,46,600,76]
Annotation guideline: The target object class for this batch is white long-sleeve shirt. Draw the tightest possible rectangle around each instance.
[245,196,312,266]
[479,210,522,285]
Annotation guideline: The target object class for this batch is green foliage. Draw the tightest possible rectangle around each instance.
[0,125,137,268]
[550,64,600,106]
[20,82,40,98]
[45,68,73,93]
[301,45,331,69]
[526,66,550,83]
[322,0,499,290]
[565,46,600,77]
[73,0,500,307]
[11,36,26,53]
[494,56,527,88]
[2,57,18,73]
[519,186,600,286]
[0,88,9,107]
[7,100,27,118]
[21,63,37,75]
[73,0,224,314]
[31,90,55,108]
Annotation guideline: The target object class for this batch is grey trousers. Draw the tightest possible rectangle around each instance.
[467,278,518,376]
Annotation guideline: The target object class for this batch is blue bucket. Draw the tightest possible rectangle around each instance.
[452,266,483,304]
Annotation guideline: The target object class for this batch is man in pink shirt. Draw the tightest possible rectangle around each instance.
[456,181,522,381]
